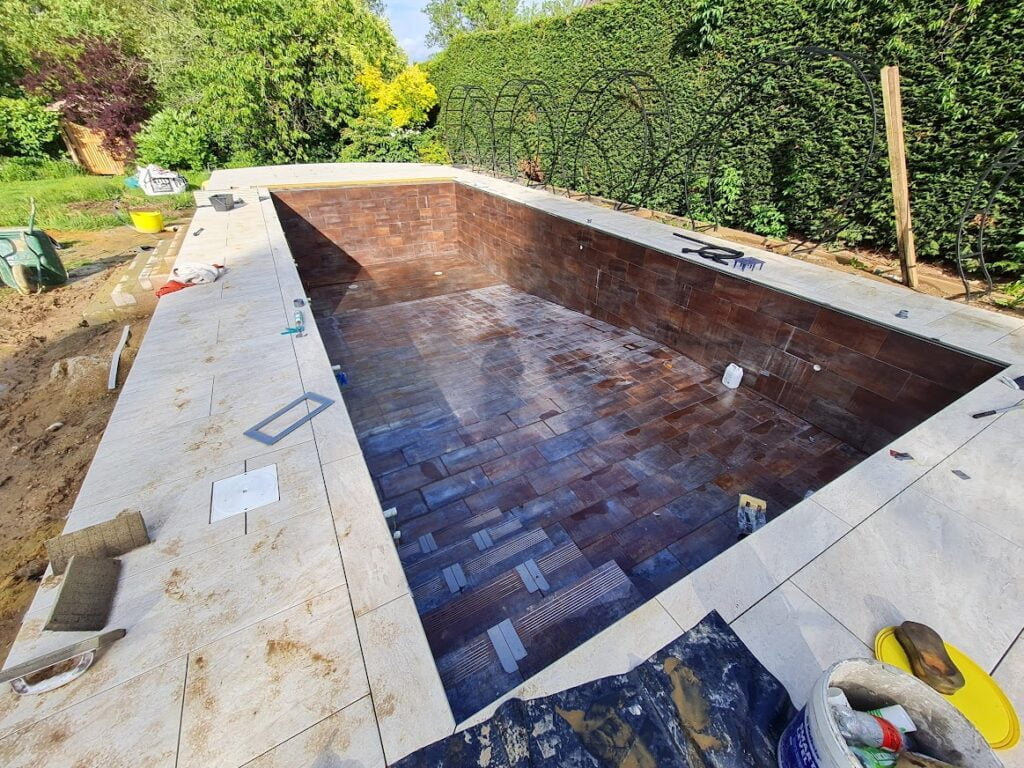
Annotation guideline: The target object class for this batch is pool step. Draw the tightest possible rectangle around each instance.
[397,507,516,565]
[420,538,593,658]
[411,528,555,614]
[404,514,526,586]
[436,559,645,721]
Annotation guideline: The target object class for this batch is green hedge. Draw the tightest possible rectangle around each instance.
[428,0,1024,275]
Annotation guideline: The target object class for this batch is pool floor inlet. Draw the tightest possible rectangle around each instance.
[323,283,864,720]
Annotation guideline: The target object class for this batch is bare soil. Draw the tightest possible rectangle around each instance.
[0,228,164,663]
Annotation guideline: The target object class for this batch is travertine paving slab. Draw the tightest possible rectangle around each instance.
[914,424,1024,547]
[731,581,872,708]
[356,594,454,764]
[0,657,185,768]
[0,508,342,739]
[105,375,214,438]
[179,587,367,768]
[210,359,306,416]
[58,460,246,582]
[242,696,384,768]
[323,454,407,616]
[245,440,330,529]
[77,406,312,507]
[793,487,1024,671]
[127,329,295,386]
[656,498,849,626]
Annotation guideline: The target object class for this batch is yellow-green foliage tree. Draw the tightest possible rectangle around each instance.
[358,64,437,128]
[340,64,448,163]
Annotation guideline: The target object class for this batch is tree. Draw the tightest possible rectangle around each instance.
[424,0,522,48]
[340,63,446,164]
[21,36,155,158]
[357,64,437,128]
[143,0,406,163]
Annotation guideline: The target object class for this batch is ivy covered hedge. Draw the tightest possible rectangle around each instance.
[428,0,1024,276]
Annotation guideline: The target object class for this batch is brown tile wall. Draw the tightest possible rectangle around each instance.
[275,181,1003,455]
[272,183,459,285]
[454,184,1004,454]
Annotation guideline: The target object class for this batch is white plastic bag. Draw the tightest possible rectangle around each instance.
[137,164,187,196]
[172,263,225,284]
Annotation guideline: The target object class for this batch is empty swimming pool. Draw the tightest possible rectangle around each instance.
[273,180,1002,721]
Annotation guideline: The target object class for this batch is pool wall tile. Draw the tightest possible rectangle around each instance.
[453,184,1005,454]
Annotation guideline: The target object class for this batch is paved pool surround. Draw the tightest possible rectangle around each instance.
[1,163,1021,768]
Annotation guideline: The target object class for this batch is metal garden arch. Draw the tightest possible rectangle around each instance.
[490,78,561,186]
[681,46,880,255]
[560,69,672,210]
[954,132,1024,301]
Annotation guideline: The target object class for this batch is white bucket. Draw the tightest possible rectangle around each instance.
[722,363,743,389]
[778,659,1000,768]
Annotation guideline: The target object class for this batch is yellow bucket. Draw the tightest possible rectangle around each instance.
[129,209,164,233]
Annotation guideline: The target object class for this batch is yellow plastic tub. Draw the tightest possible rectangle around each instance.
[129,209,164,233]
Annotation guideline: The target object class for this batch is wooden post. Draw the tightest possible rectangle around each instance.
[880,66,918,288]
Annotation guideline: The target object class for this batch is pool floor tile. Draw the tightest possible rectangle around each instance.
[322,282,868,715]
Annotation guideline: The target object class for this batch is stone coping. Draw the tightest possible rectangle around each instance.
[0,164,1019,767]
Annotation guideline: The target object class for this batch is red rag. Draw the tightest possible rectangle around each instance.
[155,280,194,297]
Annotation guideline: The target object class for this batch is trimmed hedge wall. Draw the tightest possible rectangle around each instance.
[428,0,1024,275]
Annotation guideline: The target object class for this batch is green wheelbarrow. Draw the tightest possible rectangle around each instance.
[0,199,68,295]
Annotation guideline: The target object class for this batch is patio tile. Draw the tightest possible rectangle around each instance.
[324,454,407,616]
[793,488,1024,671]
[657,498,849,626]
[731,581,872,708]
[357,594,454,763]
[0,658,185,768]
[242,697,384,767]
[178,587,368,768]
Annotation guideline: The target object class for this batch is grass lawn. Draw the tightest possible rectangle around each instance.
[0,170,210,230]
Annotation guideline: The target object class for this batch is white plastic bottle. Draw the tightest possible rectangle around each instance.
[722,363,743,389]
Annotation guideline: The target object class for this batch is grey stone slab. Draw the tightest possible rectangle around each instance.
[794,488,1024,672]
[731,581,872,708]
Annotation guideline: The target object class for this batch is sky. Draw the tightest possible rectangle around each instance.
[385,0,437,63]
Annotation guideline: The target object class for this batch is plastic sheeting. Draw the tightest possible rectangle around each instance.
[395,612,795,768]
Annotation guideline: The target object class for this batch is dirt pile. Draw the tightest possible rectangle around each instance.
[0,231,156,662]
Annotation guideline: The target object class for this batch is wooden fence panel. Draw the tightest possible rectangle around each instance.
[59,120,126,176]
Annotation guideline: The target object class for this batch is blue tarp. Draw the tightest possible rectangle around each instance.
[395,612,795,767]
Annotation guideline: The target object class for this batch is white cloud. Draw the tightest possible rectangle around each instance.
[386,0,439,63]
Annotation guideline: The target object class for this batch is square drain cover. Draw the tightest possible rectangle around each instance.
[211,465,279,522]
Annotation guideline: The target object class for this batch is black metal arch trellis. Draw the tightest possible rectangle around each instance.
[681,46,880,255]
[490,78,561,186]
[560,69,673,210]
[442,84,495,169]
[955,132,1024,302]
